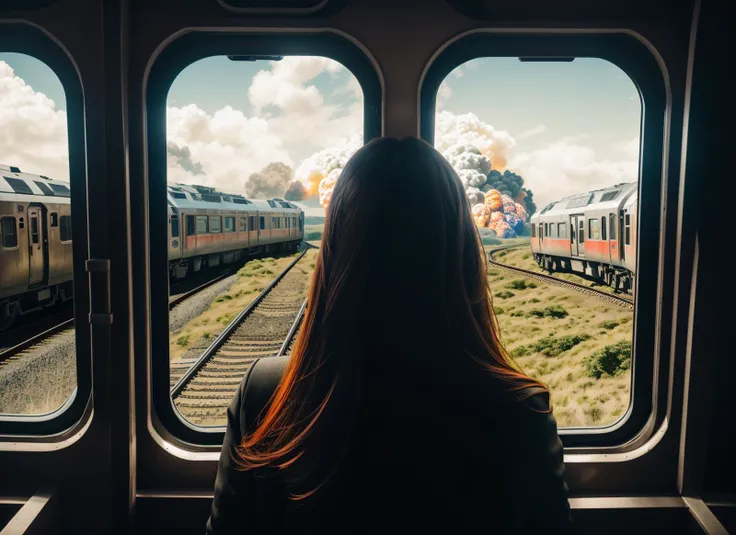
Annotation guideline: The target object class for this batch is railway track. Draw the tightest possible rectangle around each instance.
[0,269,236,368]
[171,250,311,425]
[488,244,634,310]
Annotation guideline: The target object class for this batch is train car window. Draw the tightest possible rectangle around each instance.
[59,216,72,242]
[48,184,70,197]
[610,213,617,240]
[601,217,607,241]
[157,45,375,437]
[589,218,600,240]
[50,212,58,227]
[4,176,34,195]
[30,216,39,244]
[196,216,208,234]
[1,217,18,248]
[186,215,196,235]
[625,214,631,245]
[34,180,54,196]
[425,48,646,439]
[170,216,180,238]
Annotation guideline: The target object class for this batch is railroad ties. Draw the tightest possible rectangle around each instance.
[171,251,310,426]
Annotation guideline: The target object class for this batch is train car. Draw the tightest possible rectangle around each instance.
[0,164,73,330]
[530,182,637,292]
[167,184,303,279]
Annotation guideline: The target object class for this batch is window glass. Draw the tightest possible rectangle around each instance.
[59,215,72,242]
[0,53,75,416]
[601,217,607,240]
[196,216,208,234]
[610,214,617,240]
[436,57,640,428]
[1,217,18,248]
[170,216,180,238]
[166,55,363,427]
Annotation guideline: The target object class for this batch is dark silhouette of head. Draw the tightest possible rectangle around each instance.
[236,137,546,499]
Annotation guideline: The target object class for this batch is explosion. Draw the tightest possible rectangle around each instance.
[472,189,531,238]
[293,136,361,208]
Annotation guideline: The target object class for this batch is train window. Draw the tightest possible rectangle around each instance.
[1,217,18,248]
[34,180,54,196]
[196,216,208,234]
[425,49,646,439]
[589,218,600,240]
[170,216,179,238]
[609,214,617,240]
[59,216,72,242]
[48,184,70,197]
[4,176,34,195]
[157,45,375,437]
[50,212,58,227]
[186,215,196,235]
[30,216,39,244]
[625,214,631,245]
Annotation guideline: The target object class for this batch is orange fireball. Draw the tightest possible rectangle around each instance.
[484,189,503,212]
[489,211,505,226]
[472,203,491,227]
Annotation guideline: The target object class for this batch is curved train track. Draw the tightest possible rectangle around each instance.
[0,268,235,368]
[171,249,311,425]
[488,244,634,310]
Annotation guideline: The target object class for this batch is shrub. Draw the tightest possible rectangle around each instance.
[529,298,541,304]
[506,279,538,290]
[599,320,619,330]
[494,307,505,315]
[528,305,568,319]
[215,294,233,303]
[176,335,189,347]
[202,332,211,340]
[495,291,515,299]
[584,407,603,424]
[584,341,632,378]
[511,333,591,358]
[510,311,525,317]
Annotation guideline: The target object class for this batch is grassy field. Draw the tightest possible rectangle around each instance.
[487,243,633,427]
[169,250,319,362]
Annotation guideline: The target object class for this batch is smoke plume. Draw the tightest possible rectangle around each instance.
[284,180,307,201]
[294,136,361,208]
[245,162,294,199]
[167,142,205,176]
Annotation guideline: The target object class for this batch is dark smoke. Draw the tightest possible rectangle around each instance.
[284,180,307,201]
[486,169,536,217]
[167,142,204,175]
[245,162,294,199]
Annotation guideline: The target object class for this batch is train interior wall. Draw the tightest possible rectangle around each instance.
[0,0,732,533]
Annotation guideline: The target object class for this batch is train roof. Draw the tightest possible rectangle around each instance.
[0,164,72,204]
[166,183,302,213]
[531,182,637,220]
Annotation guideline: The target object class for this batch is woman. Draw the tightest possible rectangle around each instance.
[207,137,572,534]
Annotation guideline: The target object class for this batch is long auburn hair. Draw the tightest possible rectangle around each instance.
[235,137,547,500]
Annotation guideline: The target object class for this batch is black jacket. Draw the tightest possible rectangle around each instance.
[206,355,573,534]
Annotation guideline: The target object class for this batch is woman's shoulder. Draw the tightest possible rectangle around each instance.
[235,355,290,432]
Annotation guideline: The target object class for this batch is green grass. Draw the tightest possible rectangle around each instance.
[511,333,591,358]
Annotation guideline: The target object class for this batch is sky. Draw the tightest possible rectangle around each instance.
[0,53,640,217]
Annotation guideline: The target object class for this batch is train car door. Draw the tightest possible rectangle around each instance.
[570,215,585,256]
[609,213,619,263]
[27,206,47,286]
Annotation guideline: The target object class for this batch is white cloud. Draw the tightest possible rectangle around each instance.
[613,137,640,159]
[517,124,547,140]
[435,110,515,170]
[0,61,68,181]
[166,103,291,191]
[510,140,638,208]
[436,81,453,111]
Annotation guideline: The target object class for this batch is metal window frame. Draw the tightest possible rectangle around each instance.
[0,24,91,438]
[420,32,666,449]
[142,31,382,447]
